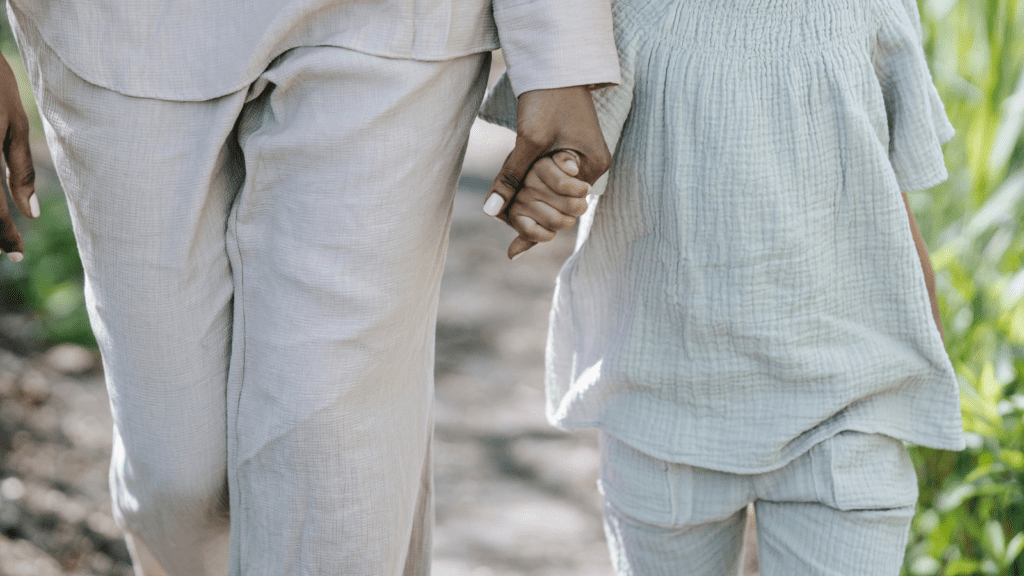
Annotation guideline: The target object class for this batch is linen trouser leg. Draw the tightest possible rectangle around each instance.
[602,501,747,576]
[15,13,489,574]
[13,17,244,576]
[224,47,488,576]
[598,431,918,576]
[598,433,751,576]
[753,431,919,576]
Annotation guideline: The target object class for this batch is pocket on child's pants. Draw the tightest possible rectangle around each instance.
[817,431,919,511]
[598,432,694,528]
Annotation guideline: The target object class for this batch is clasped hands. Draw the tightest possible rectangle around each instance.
[483,86,610,259]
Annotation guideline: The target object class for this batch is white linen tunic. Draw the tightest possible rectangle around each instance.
[483,0,965,474]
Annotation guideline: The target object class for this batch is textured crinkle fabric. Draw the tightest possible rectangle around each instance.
[482,0,964,474]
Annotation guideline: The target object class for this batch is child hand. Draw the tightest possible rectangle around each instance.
[505,150,591,260]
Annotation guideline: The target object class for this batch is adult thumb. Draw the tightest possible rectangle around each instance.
[483,133,545,219]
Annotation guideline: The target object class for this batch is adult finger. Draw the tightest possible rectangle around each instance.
[0,163,24,260]
[3,109,36,219]
[483,131,546,219]
[0,54,34,261]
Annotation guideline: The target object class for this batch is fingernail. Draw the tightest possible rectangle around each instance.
[565,159,579,175]
[483,193,504,217]
[29,193,40,218]
[7,252,23,263]
[511,252,523,261]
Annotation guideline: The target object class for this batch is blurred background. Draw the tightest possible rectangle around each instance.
[0,1,1022,575]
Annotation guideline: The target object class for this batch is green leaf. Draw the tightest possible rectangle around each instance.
[937,484,977,512]
[1001,450,1024,470]
[984,519,1006,558]
[963,171,1024,239]
[1004,532,1024,565]
[910,555,941,576]
[964,461,998,483]
[944,557,980,576]
[989,76,1024,173]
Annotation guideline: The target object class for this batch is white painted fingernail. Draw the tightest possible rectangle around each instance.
[564,159,579,175]
[7,252,23,263]
[29,193,40,218]
[483,193,504,217]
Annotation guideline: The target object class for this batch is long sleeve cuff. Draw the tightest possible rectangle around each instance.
[494,0,622,97]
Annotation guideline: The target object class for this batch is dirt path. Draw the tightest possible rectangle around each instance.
[432,176,613,576]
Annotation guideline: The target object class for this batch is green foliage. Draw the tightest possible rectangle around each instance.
[0,194,91,347]
[903,0,1024,574]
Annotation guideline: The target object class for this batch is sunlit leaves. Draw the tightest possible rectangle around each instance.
[905,1,1024,575]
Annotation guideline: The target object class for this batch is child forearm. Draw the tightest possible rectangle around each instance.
[901,192,944,343]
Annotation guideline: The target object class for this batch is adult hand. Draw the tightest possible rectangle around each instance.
[0,52,37,262]
[482,86,610,257]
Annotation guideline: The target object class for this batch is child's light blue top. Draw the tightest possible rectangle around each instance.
[482,0,966,473]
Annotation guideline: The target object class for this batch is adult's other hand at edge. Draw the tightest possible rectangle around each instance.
[0,51,37,262]
[482,85,610,257]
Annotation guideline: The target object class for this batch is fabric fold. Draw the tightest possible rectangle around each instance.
[873,1,955,192]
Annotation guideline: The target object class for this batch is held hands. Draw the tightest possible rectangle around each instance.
[0,52,38,262]
[482,86,610,259]
[499,151,590,259]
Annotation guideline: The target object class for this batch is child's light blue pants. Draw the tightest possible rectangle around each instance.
[599,431,919,576]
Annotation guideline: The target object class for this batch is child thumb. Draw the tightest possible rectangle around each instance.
[552,150,581,177]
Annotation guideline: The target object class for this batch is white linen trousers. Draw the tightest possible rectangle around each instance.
[599,431,919,575]
[14,17,490,576]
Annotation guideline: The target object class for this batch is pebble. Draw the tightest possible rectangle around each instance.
[44,344,97,375]
[1,477,27,501]
[0,535,63,576]
[19,369,51,404]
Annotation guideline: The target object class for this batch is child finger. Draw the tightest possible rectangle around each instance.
[508,236,537,260]
[534,158,590,198]
[552,150,581,177]
[510,214,557,244]
[510,198,577,233]
[515,183,589,218]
